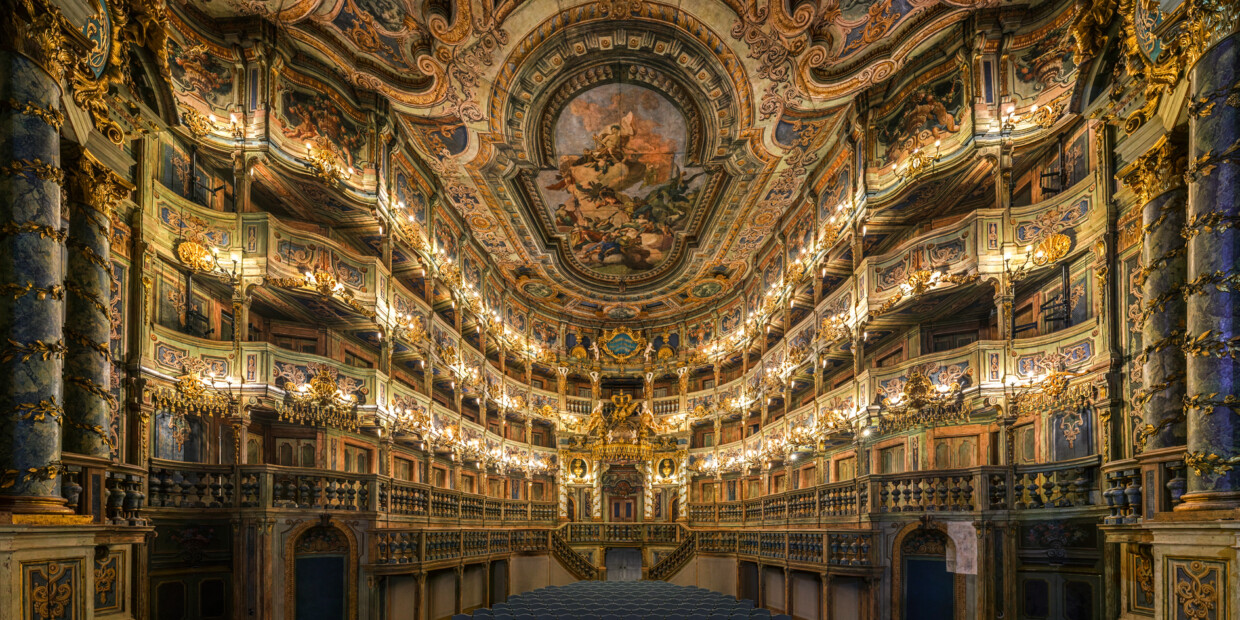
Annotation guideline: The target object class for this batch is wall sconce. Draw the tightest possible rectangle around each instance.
[304,137,354,186]
[896,140,942,180]
[176,239,239,283]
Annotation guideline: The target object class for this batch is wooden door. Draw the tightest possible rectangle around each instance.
[609,498,635,522]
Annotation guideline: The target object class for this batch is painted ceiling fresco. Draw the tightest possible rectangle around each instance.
[165,0,1092,323]
[542,84,705,280]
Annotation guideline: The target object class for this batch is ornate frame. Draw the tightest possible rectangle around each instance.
[890,521,968,620]
[283,518,359,620]
[601,326,647,363]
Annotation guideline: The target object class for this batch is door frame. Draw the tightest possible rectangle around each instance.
[890,522,967,620]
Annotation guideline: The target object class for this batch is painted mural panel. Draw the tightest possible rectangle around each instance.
[167,35,234,111]
[872,61,970,171]
[540,83,706,277]
[272,65,371,172]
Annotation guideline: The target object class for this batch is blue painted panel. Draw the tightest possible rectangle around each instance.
[295,556,346,620]
[904,557,954,620]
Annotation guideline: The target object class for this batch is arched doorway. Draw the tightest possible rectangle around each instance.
[898,528,955,620]
[566,496,576,522]
[285,519,357,620]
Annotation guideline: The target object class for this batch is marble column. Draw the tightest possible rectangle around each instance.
[63,154,128,458]
[1181,26,1240,509]
[0,42,70,512]
[1122,137,1188,452]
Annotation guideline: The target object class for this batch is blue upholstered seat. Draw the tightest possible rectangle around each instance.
[460,581,783,620]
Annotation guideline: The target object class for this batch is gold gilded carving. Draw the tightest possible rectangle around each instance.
[1069,0,1118,58]
[600,326,647,363]
[1122,137,1187,204]
[0,221,67,242]
[1,338,66,363]
[67,156,131,217]
[1032,233,1072,266]
[1118,0,1188,133]
[1172,559,1222,619]
[0,461,62,490]
[1184,450,1240,476]
[1,98,64,128]
[179,105,213,138]
[31,561,74,619]
[1,158,65,186]
[176,240,216,273]
[6,0,75,81]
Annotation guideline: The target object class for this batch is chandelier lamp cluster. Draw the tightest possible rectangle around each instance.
[179,105,244,140]
[1004,363,1092,420]
[1004,233,1073,283]
[492,387,526,416]
[999,101,1064,135]
[150,370,240,418]
[392,311,428,361]
[875,367,970,434]
[276,367,360,432]
[440,346,482,395]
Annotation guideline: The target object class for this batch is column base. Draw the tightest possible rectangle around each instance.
[0,512,93,525]
[0,494,74,518]
[1174,490,1240,512]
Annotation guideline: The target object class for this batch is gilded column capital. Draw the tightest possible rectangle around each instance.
[1,0,75,82]
[1181,0,1240,67]
[66,155,133,218]
[1121,136,1188,204]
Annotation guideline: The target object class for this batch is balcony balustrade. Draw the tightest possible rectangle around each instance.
[687,457,1102,527]
[145,460,558,525]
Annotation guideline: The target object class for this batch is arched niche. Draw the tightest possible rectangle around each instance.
[890,521,968,620]
[283,518,359,620]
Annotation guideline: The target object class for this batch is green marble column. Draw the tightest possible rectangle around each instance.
[1124,138,1188,452]
[0,45,70,513]
[63,155,128,458]
[1181,28,1240,510]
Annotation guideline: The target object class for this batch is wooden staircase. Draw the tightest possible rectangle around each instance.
[647,532,695,581]
[550,529,600,580]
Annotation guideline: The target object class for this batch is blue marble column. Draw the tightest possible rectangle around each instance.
[0,48,70,513]
[1181,30,1240,510]
[63,156,127,458]
[1124,139,1188,452]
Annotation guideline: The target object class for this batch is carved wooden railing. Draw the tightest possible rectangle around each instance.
[62,454,147,525]
[550,529,599,580]
[146,461,560,526]
[695,529,876,567]
[648,533,695,581]
[686,458,1103,526]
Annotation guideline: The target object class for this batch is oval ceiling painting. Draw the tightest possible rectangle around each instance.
[539,83,706,279]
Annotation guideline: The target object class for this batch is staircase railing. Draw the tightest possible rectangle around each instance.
[550,529,599,580]
[648,533,695,581]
